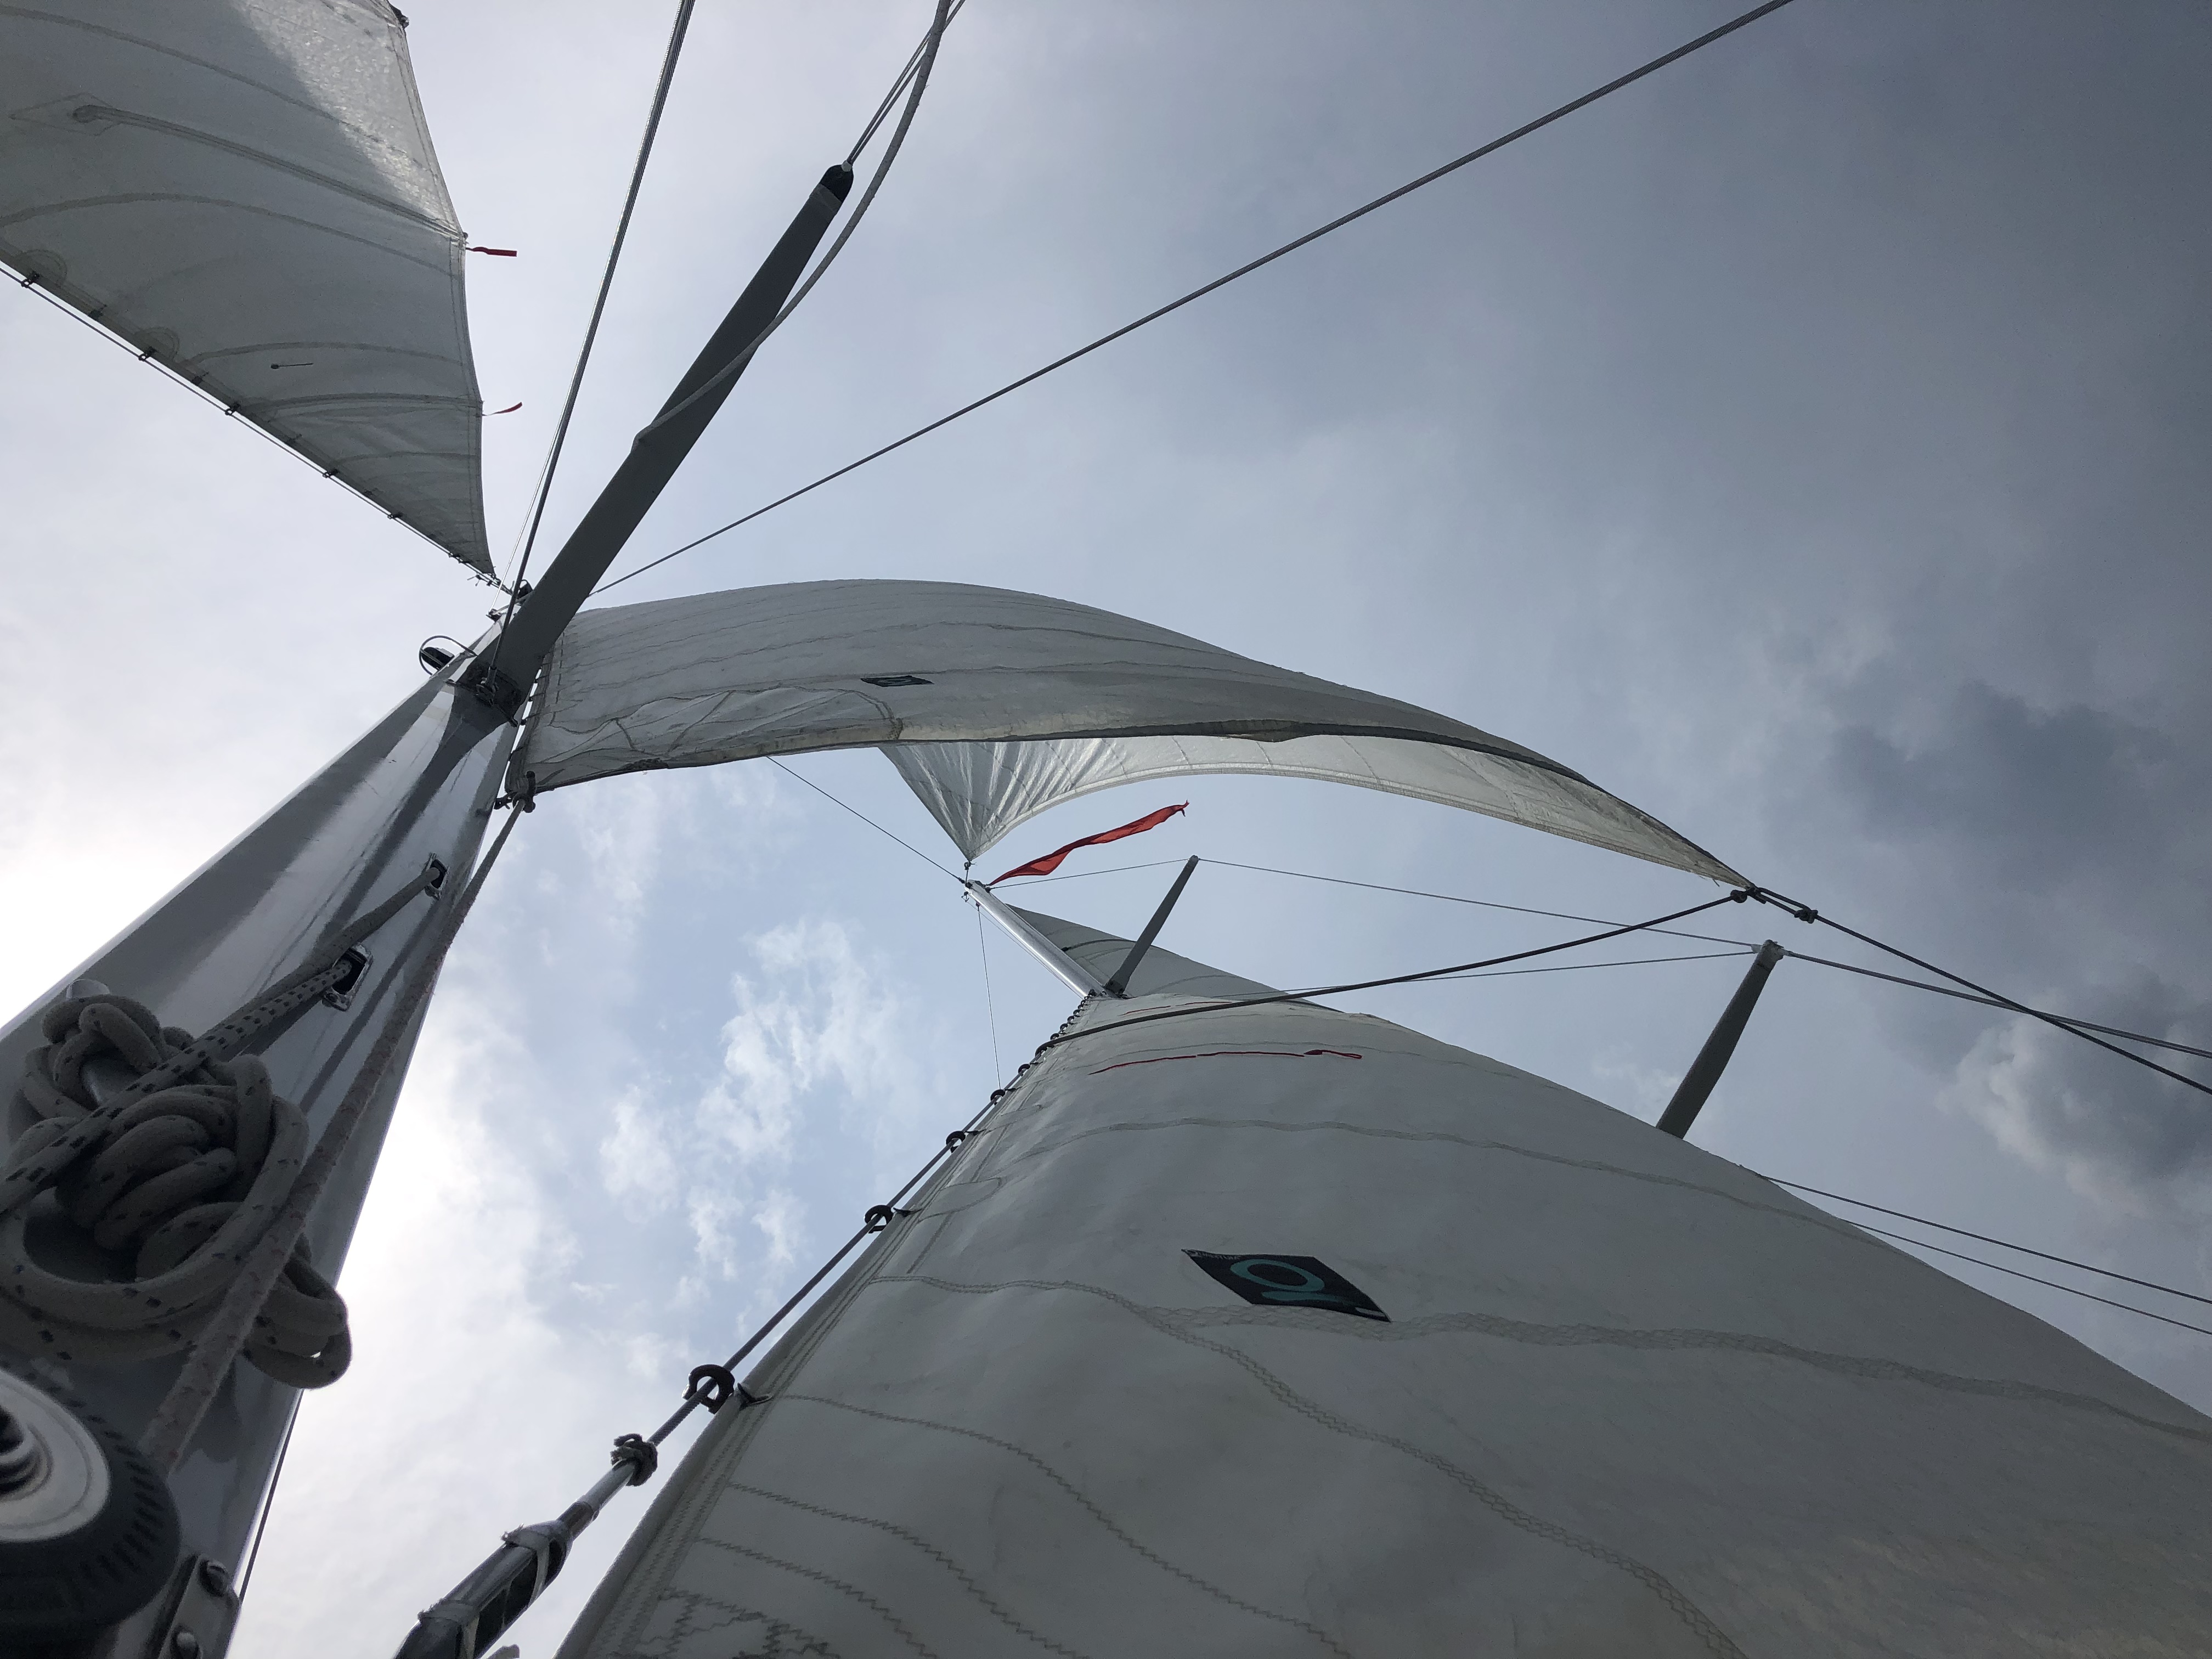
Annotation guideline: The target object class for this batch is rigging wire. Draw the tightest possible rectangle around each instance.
[975,901,1005,1085]
[1199,857,2200,1060]
[1764,1178,2212,1311]
[1749,888,2212,1102]
[1404,947,1754,983]
[1849,1223,2212,1340]
[503,0,957,642]
[766,756,960,880]
[595,0,1805,594]
[1781,949,2212,1064]
[234,1396,302,1599]
[1042,893,1752,1052]
[629,0,954,446]
[1203,857,1758,948]
[849,0,970,165]
[996,857,1188,887]
[492,0,699,639]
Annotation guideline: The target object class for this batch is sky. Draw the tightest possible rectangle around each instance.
[1,1,2207,1653]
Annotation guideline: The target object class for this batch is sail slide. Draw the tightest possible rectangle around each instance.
[558,910,2212,1657]
[0,0,493,571]
[512,579,1745,882]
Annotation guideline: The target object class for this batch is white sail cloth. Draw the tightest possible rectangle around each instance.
[557,913,2212,1658]
[0,0,492,571]
[514,580,1742,883]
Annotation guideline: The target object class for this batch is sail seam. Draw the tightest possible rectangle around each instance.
[0,5,448,170]
[1150,1305,2212,1443]
[996,1114,1882,1234]
[69,106,459,234]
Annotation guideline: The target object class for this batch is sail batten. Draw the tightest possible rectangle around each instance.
[0,0,493,571]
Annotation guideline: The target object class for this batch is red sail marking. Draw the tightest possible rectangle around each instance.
[1090,1048,1363,1074]
[989,803,1187,885]
[487,402,523,415]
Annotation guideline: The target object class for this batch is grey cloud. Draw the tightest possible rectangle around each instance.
[1944,973,2212,1205]
[1830,682,2205,890]
[1822,681,2211,1205]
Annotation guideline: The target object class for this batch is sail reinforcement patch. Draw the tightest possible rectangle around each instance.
[1186,1252,1387,1321]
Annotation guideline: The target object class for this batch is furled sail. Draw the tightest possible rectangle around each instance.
[512,579,1743,882]
[0,0,493,571]
[556,908,2212,1657]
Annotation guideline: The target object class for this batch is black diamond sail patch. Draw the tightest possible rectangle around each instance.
[1186,1251,1388,1321]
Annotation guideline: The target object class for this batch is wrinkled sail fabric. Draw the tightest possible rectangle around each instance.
[557,912,2212,1658]
[514,579,1742,883]
[888,729,1741,875]
[0,0,492,571]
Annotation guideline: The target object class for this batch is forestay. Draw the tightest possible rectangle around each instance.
[556,910,2212,1658]
[513,579,1743,882]
[0,0,493,571]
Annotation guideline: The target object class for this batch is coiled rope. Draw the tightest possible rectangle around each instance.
[1,996,345,1385]
[0,861,443,1387]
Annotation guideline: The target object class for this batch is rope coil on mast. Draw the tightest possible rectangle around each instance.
[0,857,448,1385]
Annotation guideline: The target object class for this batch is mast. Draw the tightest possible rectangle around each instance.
[0,167,853,1659]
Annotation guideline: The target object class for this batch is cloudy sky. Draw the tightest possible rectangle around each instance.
[3,1,2207,1653]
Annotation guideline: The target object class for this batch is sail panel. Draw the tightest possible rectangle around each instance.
[0,0,493,571]
[515,579,1742,882]
[557,917,2212,1658]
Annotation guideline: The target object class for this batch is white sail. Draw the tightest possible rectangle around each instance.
[555,910,2211,1657]
[0,0,493,571]
[514,579,1742,882]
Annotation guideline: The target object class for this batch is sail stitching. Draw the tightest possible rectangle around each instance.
[688,1536,943,1656]
[771,1393,1359,1658]
[718,1480,1094,1659]
[871,1273,1749,1658]
[647,1599,837,1657]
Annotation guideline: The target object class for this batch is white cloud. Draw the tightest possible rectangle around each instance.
[752,1186,807,1267]
[598,1089,680,1209]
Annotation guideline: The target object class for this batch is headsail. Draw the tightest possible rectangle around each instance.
[555,907,2212,1656]
[512,579,1744,882]
[0,0,493,571]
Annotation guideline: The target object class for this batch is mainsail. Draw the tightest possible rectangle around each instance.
[0,0,493,570]
[512,579,1744,882]
[555,907,2212,1657]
